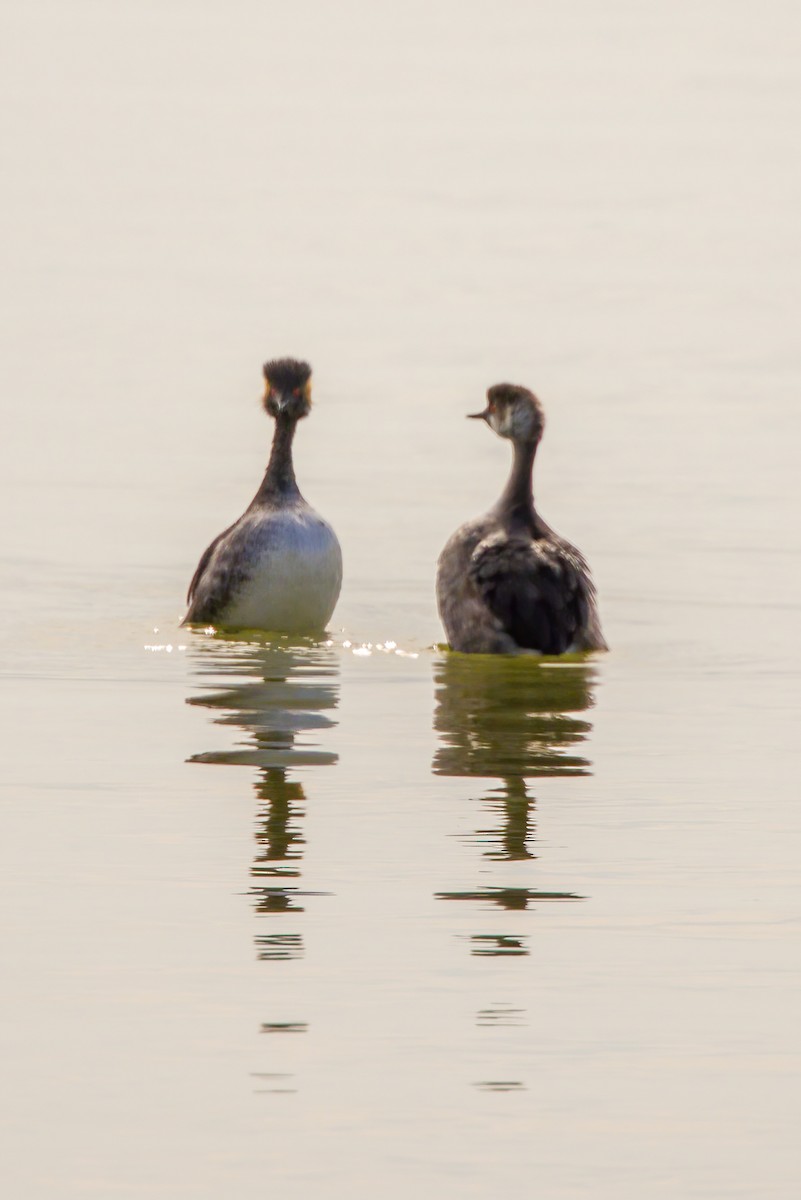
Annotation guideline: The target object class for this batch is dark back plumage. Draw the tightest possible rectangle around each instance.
[469,532,595,655]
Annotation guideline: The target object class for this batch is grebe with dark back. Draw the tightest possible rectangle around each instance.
[436,383,606,655]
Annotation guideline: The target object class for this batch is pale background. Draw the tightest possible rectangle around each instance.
[2,2,800,1197]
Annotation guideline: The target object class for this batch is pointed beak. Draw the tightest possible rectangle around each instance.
[265,387,289,413]
[467,408,490,423]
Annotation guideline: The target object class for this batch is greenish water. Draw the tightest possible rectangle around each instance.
[3,1,801,1196]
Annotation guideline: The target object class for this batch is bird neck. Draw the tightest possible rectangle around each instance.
[496,438,538,528]
[256,415,301,502]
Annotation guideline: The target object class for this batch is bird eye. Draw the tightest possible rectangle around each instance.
[292,387,301,398]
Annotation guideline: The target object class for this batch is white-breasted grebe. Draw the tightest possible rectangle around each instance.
[436,383,606,655]
[183,358,342,633]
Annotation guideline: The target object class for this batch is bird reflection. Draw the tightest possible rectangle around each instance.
[432,654,596,944]
[250,770,307,886]
[186,634,339,957]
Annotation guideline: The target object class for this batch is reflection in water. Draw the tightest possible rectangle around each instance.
[432,654,597,953]
[434,654,597,1090]
[253,771,305,878]
[433,656,593,780]
[251,1073,297,1095]
[475,778,536,862]
[256,932,303,961]
[187,635,340,1049]
[475,1081,527,1093]
[476,1006,526,1027]
[440,885,581,909]
[468,935,528,958]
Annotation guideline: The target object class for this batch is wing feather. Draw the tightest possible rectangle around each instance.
[186,526,229,606]
[469,531,593,655]
[184,520,250,623]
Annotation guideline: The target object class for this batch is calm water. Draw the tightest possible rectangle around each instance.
[3,2,801,1196]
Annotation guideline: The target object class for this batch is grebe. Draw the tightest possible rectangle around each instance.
[436,383,606,655]
[183,358,342,633]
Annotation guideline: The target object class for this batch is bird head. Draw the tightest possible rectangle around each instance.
[469,383,545,445]
[262,358,313,420]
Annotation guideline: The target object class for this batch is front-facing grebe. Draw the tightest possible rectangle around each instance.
[183,358,342,632]
[436,383,606,655]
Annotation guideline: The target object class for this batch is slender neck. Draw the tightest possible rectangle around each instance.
[496,437,538,528]
[255,414,301,502]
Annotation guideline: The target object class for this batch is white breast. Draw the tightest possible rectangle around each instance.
[221,507,343,633]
